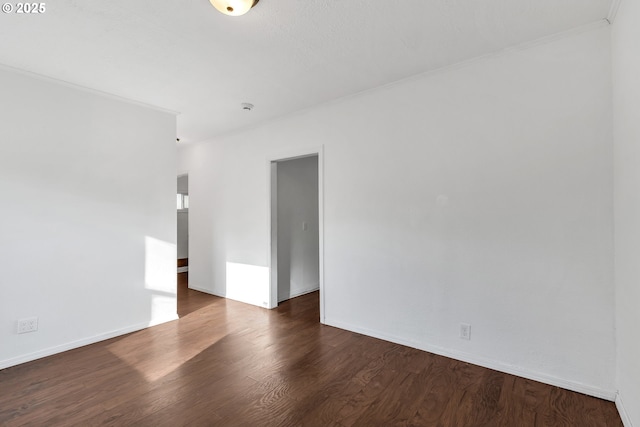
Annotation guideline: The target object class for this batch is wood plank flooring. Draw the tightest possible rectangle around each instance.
[0,273,622,426]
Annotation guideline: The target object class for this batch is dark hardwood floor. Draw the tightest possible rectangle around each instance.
[0,273,622,426]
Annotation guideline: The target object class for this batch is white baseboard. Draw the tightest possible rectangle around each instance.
[278,285,319,303]
[323,318,617,402]
[187,285,222,297]
[617,393,634,427]
[0,313,179,370]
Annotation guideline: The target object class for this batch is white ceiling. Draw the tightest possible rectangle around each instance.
[0,0,613,143]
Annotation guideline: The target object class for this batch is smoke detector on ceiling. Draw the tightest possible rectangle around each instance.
[241,103,254,111]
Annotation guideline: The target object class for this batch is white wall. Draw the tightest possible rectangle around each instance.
[177,175,189,260]
[276,156,319,302]
[177,213,189,260]
[612,1,640,424]
[178,25,615,397]
[0,67,177,368]
[177,174,189,194]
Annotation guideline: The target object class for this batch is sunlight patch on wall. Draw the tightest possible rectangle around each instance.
[226,262,270,308]
[145,236,177,322]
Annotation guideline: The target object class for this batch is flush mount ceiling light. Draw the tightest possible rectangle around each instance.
[209,0,259,16]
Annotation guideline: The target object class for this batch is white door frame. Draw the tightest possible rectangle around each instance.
[267,146,325,323]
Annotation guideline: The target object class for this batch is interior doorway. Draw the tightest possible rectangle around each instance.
[177,174,189,273]
[177,173,189,315]
[269,149,324,322]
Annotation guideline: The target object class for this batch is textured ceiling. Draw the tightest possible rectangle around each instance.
[0,0,613,142]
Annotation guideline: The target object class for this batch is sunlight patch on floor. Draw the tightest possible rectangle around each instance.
[106,320,227,382]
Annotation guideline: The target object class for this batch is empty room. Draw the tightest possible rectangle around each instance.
[0,0,638,425]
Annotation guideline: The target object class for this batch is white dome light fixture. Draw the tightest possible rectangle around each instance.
[209,0,259,17]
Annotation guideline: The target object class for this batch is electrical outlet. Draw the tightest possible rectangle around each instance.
[17,317,38,334]
[460,323,471,340]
